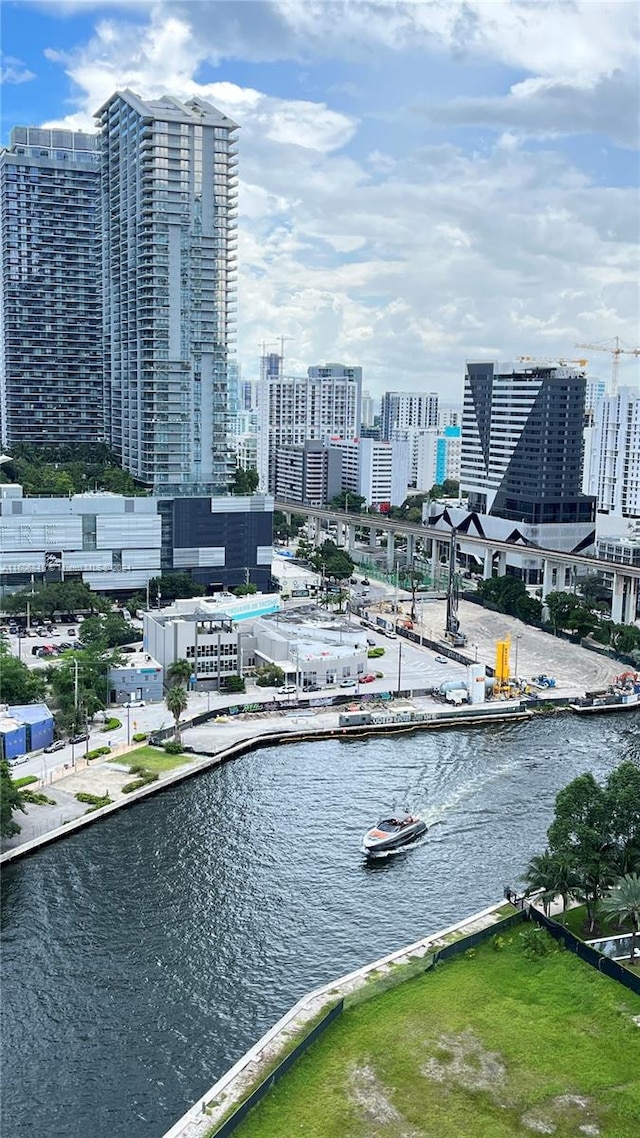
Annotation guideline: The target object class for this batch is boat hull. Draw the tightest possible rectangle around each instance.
[363,819,427,855]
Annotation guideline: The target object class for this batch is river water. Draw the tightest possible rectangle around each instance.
[1,714,636,1138]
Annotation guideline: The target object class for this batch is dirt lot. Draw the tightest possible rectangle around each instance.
[413,599,621,697]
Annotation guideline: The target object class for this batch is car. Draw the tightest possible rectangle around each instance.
[303,683,321,692]
[148,735,164,747]
[366,637,377,647]
[277,685,297,695]
[47,629,60,637]
[44,740,66,753]
[7,754,29,767]
[361,578,370,586]
[8,625,18,635]
[360,674,376,683]
[69,732,89,745]
[123,699,145,708]
[384,630,397,640]
[435,655,448,664]
[340,677,358,687]
[67,628,77,637]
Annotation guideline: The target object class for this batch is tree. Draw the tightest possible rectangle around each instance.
[49,643,123,730]
[601,874,640,965]
[0,758,26,838]
[231,465,259,495]
[220,674,245,693]
[318,540,354,581]
[79,613,138,650]
[255,664,285,687]
[166,658,193,687]
[330,491,366,513]
[548,772,615,932]
[523,849,558,915]
[605,762,640,876]
[147,573,205,604]
[233,584,258,596]
[0,644,46,705]
[544,591,582,633]
[166,685,188,739]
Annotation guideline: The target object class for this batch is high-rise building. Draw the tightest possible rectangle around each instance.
[275,439,341,508]
[361,391,376,429]
[97,89,239,493]
[381,391,438,441]
[586,387,640,519]
[257,358,362,492]
[0,127,102,449]
[461,361,595,525]
[328,437,410,508]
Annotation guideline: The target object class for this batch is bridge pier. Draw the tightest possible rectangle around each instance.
[612,572,638,625]
[386,532,396,573]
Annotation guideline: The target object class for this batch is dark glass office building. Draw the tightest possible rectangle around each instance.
[461,361,595,525]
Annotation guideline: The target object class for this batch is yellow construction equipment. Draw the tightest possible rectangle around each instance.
[575,337,640,397]
[494,637,511,694]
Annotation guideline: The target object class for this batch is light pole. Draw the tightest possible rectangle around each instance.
[126,704,131,746]
[514,635,522,679]
[397,639,403,694]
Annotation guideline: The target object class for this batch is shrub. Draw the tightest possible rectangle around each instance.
[132,732,148,742]
[520,925,560,959]
[87,746,111,761]
[75,792,112,808]
[163,741,183,755]
[13,775,38,789]
[220,674,245,693]
[22,790,56,806]
[100,717,121,733]
[122,771,159,794]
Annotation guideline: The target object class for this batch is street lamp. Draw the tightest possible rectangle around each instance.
[126,704,131,746]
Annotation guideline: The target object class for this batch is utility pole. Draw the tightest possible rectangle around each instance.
[397,639,402,694]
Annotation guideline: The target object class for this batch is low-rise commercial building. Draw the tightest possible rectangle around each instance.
[108,652,164,706]
[252,611,368,686]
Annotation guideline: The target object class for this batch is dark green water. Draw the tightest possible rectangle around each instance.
[1,714,635,1138]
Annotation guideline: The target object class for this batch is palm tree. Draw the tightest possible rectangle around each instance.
[167,658,193,687]
[549,855,581,925]
[601,873,640,965]
[523,849,558,915]
[166,684,188,739]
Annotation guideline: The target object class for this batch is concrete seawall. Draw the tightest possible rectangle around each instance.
[160,900,515,1138]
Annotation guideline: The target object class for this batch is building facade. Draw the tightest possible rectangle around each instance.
[381,391,438,441]
[0,485,273,597]
[0,127,102,449]
[275,439,341,508]
[586,388,640,520]
[461,361,595,526]
[97,89,239,493]
[257,358,362,491]
[329,437,410,508]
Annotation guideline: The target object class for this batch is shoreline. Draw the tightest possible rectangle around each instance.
[1,699,535,865]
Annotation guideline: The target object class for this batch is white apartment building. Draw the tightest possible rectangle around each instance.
[257,360,362,492]
[391,425,461,490]
[586,387,640,519]
[329,437,410,508]
[361,391,376,428]
[381,391,438,441]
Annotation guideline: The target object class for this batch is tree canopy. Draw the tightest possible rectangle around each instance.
[0,644,46,705]
[231,465,259,495]
[330,491,366,513]
[0,758,26,838]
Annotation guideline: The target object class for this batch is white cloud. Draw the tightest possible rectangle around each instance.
[34,3,640,397]
[1,55,36,85]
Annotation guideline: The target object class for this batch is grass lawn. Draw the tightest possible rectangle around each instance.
[224,929,640,1138]
[562,903,633,941]
[108,745,192,774]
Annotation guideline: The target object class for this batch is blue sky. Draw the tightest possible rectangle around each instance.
[2,0,639,398]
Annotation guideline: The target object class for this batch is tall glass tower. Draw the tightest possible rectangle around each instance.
[0,127,102,449]
[96,90,238,493]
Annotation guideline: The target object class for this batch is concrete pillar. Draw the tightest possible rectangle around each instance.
[386,531,396,573]
[611,573,624,625]
[312,516,322,547]
[626,576,638,624]
[611,572,637,625]
[347,524,355,553]
[406,533,415,565]
[483,547,494,580]
[496,551,507,577]
[541,558,562,599]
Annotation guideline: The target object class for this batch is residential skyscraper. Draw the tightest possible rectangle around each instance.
[0,127,101,448]
[381,391,438,441]
[97,89,238,493]
[258,358,362,492]
[586,387,640,519]
[461,360,595,525]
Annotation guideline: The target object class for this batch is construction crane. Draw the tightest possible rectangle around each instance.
[444,527,467,647]
[575,337,640,397]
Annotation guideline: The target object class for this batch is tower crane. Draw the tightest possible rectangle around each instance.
[575,337,640,397]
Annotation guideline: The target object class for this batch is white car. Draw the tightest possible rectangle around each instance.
[384,630,397,639]
[123,699,146,708]
[7,754,28,767]
[277,685,297,695]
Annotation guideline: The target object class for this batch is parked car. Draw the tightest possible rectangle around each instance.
[360,674,376,683]
[7,754,28,767]
[384,630,397,640]
[67,628,77,637]
[8,625,18,635]
[277,685,297,695]
[44,740,66,753]
[69,732,89,745]
[361,578,370,586]
[435,655,448,664]
[303,683,321,692]
[340,677,358,687]
[123,699,145,708]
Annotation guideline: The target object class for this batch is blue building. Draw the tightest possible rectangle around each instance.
[1,704,54,758]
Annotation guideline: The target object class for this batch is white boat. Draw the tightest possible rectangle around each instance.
[362,814,427,855]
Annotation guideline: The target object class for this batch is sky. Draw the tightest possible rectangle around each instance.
[1,0,639,402]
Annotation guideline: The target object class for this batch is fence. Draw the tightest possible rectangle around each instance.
[208,1000,344,1138]
[524,904,640,996]
[204,907,525,1138]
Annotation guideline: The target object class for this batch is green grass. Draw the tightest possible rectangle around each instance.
[108,745,192,774]
[222,930,640,1138]
[562,903,634,941]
